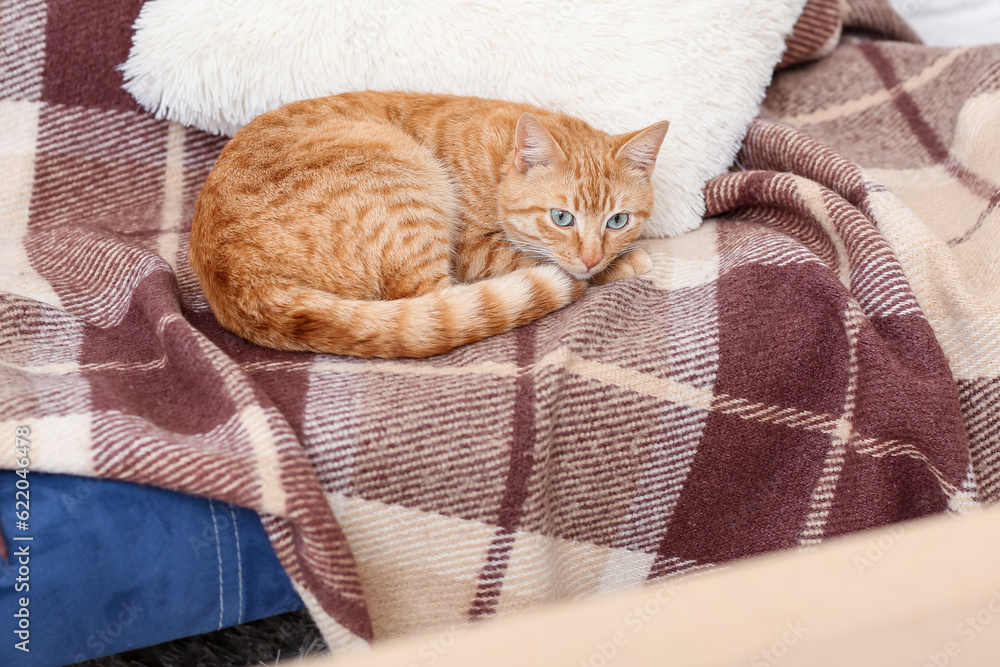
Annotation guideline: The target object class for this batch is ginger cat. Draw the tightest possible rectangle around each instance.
[190,92,669,358]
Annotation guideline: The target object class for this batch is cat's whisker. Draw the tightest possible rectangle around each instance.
[493,235,553,260]
[618,242,643,257]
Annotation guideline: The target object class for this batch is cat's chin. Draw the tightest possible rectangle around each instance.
[566,269,596,281]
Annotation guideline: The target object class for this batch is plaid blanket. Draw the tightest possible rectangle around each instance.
[1,0,998,652]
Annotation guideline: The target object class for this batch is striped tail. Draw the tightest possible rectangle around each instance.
[244,265,586,358]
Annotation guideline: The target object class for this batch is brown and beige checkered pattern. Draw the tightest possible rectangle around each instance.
[0,0,996,652]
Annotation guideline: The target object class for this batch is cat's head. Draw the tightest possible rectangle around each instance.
[498,113,669,280]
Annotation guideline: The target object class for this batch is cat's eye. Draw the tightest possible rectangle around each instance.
[607,213,630,230]
[550,209,575,227]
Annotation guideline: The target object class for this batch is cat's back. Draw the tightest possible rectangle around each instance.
[222,91,528,143]
[204,91,599,189]
[192,92,545,241]
[193,92,457,227]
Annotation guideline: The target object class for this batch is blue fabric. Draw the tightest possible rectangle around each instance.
[0,472,303,666]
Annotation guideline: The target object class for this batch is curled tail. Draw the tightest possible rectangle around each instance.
[232,265,586,358]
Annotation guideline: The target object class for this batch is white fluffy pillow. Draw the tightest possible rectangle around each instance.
[122,0,806,237]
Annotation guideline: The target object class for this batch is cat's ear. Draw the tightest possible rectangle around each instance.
[615,121,670,177]
[514,113,566,173]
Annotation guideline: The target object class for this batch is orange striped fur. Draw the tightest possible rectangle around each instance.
[189,92,669,358]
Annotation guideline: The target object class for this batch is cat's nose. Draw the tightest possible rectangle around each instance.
[580,253,601,270]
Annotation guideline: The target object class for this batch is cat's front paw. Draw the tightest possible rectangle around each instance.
[591,248,653,285]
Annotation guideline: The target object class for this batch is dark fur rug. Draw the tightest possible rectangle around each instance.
[74,610,327,667]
